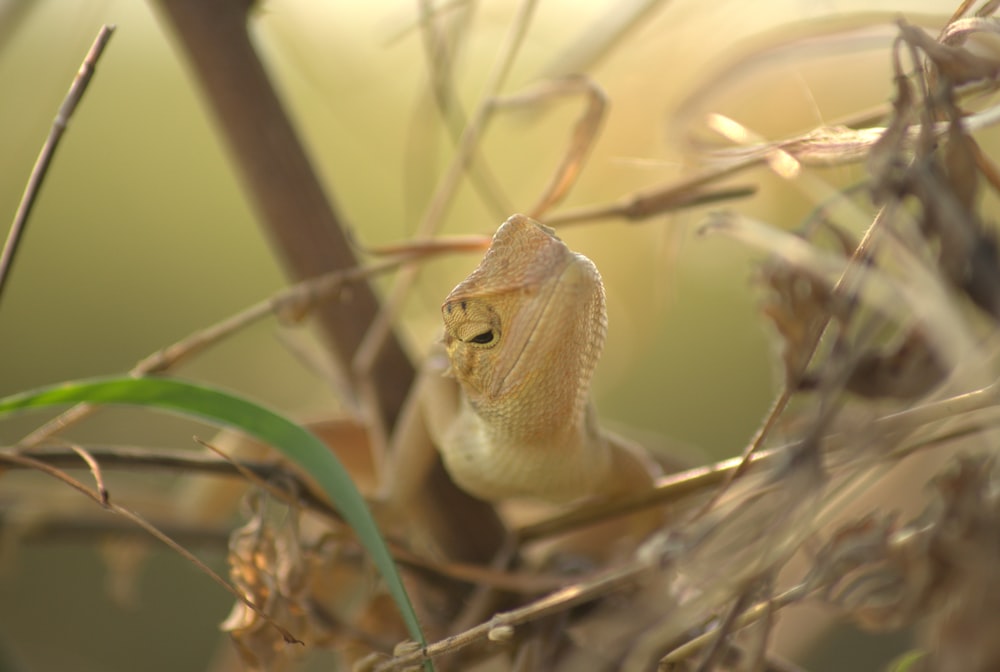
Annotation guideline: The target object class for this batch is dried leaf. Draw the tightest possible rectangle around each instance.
[758,261,835,389]
[843,328,948,400]
[898,20,1000,85]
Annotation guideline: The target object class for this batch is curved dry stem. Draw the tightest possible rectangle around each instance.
[2,444,567,594]
[0,449,302,645]
[17,254,418,449]
[373,561,652,671]
[0,25,115,307]
[694,205,891,517]
[353,0,544,396]
[413,0,514,219]
[543,170,757,228]
[487,75,608,219]
[657,585,808,669]
[517,376,1000,544]
[68,443,108,505]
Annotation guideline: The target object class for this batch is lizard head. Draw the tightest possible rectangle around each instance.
[441,214,606,434]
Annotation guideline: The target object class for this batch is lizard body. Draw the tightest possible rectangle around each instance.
[439,214,657,504]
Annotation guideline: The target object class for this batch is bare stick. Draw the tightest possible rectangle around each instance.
[0,25,115,308]
[694,205,891,518]
[544,178,755,228]
[373,560,652,671]
[69,443,109,505]
[352,0,543,387]
[658,585,807,668]
[152,0,506,563]
[517,386,1000,544]
[3,443,567,594]
[482,75,609,218]
[414,0,514,218]
[151,0,412,434]
[0,449,302,645]
[18,255,413,448]
[4,444,305,477]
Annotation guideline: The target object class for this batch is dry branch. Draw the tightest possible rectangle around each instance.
[0,25,115,306]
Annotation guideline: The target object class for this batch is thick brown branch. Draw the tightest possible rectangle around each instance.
[149,0,505,563]
[150,0,412,428]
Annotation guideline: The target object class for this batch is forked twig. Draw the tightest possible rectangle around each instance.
[69,443,108,505]
[373,560,653,671]
[0,449,302,645]
[3,443,570,594]
[0,25,115,307]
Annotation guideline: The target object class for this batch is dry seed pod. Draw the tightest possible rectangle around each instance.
[757,261,838,390]
[897,20,1000,86]
[841,328,947,400]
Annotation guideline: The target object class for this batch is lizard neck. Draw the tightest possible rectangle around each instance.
[445,399,616,504]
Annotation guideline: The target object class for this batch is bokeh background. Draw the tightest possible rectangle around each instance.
[0,0,963,670]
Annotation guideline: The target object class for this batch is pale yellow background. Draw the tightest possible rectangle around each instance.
[0,1,963,670]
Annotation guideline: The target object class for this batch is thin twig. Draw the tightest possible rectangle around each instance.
[695,588,758,672]
[486,75,608,219]
[694,205,891,519]
[373,560,653,671]
[0,449,302,644]
[2,443,567,593]
[353,0,541,394]
[68,443,108,505]
[516,448,779,543]
[4,444,298,476]
[659,585,808,668]
[152,0,416,433]
[109,501,302,644]
[414,0,514,219]
[17,254,416,448]
[518,379,1000,543]
[0,449,107,503]
[543,177,756,228]
[0,25,115,308]
[194,435,314,517]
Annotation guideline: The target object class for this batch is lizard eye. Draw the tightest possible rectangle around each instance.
[468,329,496,345]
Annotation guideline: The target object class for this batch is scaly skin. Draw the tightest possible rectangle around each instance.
[439,214,656,504]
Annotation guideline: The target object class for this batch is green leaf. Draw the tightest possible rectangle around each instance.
[887,650,926,672]
[0,376,427,656]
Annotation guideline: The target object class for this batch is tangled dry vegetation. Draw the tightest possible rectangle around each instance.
[6,2,1000,672]
[220,9,1000,672]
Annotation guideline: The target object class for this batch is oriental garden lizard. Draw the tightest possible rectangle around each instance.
[385,214,659,517]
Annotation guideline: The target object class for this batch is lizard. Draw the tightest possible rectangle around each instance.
[435,213,659,505]
[191,214,658,538]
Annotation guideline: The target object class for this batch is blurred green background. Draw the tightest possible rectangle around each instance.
[0,0,960,670]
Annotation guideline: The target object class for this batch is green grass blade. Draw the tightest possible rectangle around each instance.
[886,651,926,672]
[0,376,427,655]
